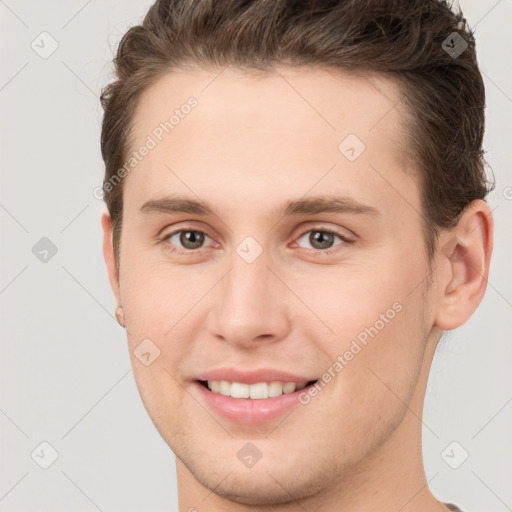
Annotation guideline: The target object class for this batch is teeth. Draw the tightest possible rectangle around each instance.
[268,381,283,398]
[249,382,268,399]
[206,380,310,399]
[219,380,231,396]
[230,382,249,399]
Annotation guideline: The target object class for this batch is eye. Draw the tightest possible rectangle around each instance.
[161,226,352,256]
[294,228,351,254]
[163,228,213,253]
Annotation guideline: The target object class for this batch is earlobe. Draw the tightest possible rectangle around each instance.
[101,211,121,306]
[434,200,493,331]
[115,305,126,328]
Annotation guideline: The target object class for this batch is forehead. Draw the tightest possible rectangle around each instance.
[131,65,408,150]
[124,66,418,220]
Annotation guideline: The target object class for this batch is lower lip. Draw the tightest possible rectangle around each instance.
[192,381,316,424]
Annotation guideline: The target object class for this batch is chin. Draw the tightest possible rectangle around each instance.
[177,446,332,507]
[195,469,322,507]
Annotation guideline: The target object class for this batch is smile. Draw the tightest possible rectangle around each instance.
[193,377,320,424]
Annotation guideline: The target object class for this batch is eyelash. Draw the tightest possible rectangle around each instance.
[161,226,353,257]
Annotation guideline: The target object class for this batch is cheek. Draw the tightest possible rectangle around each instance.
[119,241,210,338]
[129,356,186,446]
[292,256,422,344]
[294,255,429,400]
[119,250,216,403]
[121,260,196,429]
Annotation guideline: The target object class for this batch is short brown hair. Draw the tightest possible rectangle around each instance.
[100,0,494,266]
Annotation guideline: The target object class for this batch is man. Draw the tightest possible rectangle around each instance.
[100,1,494,510]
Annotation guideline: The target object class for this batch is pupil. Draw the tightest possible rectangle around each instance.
[311,231,333,249]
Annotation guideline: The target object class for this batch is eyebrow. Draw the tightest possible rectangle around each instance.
[139,194,379,218]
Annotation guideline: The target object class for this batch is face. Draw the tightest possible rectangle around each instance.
[108,66,440,504]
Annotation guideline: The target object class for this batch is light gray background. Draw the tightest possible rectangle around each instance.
[1,1,511,511]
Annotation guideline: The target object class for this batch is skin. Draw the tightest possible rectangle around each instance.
[102,66,493,512]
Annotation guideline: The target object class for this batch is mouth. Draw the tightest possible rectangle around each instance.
[193,378,320,424]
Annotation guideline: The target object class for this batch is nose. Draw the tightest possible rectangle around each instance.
[206,247,291,350]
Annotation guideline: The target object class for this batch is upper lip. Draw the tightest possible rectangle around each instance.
[195,368,318,385]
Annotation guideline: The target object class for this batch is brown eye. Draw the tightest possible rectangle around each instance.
[165,229,209,251]
[297,229,345,251]
[309,231,336,250]
[294,228,351,255]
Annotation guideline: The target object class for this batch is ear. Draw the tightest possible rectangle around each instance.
[434,199,494,331]
[101,211,121,306]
